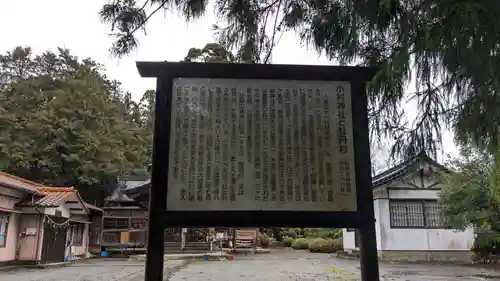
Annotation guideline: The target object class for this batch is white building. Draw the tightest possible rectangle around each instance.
[342,153,474,262]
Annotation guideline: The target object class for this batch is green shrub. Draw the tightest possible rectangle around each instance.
[282,228,298,238]
[258,232,271,248]
[325,239,343,253]
[302,228,342,239]
[291,238,309,249]
[471,232,500,261]
[308,238,343,253]
[260,236,270,247]
[283,237,295,247]
[308,238,326,252]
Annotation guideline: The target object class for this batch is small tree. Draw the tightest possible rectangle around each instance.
[183,43,236,63]
[439,146,500,231]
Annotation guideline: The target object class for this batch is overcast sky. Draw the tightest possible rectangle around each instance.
[0,0,457,163]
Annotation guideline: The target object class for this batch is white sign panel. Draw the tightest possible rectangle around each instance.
[216,232,227,240]
[167,78,357,211]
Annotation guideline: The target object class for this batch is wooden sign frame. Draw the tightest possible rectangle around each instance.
[137,62,375,228]
[137,61,379,281]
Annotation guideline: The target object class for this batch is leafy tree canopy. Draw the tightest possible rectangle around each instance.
[183,43,236,62]
[440,147,500,232]
[0,46,153,203]
[100,0,500,160]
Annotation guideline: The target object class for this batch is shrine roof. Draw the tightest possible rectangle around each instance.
[122,179,150,197]
[121,178,150,190]
[372,152,448,189]
[105,186,135,202]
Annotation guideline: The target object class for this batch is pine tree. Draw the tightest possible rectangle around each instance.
[99,1,500,159]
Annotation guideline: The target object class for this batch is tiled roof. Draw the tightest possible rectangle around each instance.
[1,172,95,215]
[38,187,74,193]
[38,187,91,214]
[122,179,150,197]
[122,179,150,190]
[84,202,103,212]
[36,191,71,207]
[105,187,134,201]
[372,152,448,189]
[0,172,43,193]
[17,187,74,207]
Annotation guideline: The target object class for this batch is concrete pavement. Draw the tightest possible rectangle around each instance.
[168,248,500,281]
[2,249,500,281]
[0,259,187,281]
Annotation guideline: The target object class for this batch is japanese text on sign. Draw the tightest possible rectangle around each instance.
[167,78,357,211]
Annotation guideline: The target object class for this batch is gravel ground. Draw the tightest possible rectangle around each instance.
[168,249,500,281]
[3,250,500,281]
[0,259,186,281]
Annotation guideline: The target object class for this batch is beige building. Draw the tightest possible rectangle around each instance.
[0,172,102,266]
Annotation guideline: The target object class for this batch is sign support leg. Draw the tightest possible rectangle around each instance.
[359,223,379,281]
[144,214,164,281]
[351,75,380,281]
[144,78,170,281]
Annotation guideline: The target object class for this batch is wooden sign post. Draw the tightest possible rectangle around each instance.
[137,62,380,281]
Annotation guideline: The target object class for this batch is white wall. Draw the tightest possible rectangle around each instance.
[44,205,71,218]
[342,228,355,250]
[378,197,474,251]
[373,199,383,250]
[389,188,439,199]
[342,197,383,251]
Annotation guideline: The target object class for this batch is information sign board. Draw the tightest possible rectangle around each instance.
[137,62,380,281]
[167,78,357,212]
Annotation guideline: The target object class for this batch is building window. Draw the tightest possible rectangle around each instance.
[103,218,129,229]
[424,201,446,228]
[389,200,445,228]
[0,214,9,247]
[71,223,84,246]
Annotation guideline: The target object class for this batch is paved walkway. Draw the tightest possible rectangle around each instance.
[0,259,186,281]
[168,249,500,281]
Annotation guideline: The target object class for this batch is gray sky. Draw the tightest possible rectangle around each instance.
[0,0,457,163]
[1,0,331,98]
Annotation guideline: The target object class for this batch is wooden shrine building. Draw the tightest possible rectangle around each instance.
[100,177,212,253]
[100,182,149,251]
[121,178,211,253]
[100,177,260,254]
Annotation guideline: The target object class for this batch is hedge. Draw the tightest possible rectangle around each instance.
[291,238,309,249]
[283,236,295,247]
[308,238,343,253]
